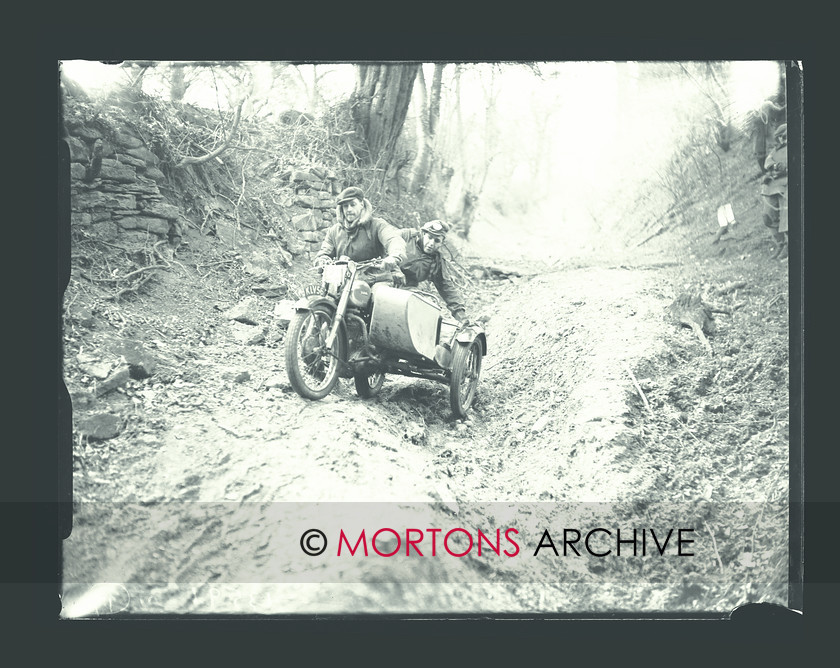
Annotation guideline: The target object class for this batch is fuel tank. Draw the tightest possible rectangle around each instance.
[369,284,442,360]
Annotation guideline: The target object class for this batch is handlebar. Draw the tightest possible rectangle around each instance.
[321,257,386,270]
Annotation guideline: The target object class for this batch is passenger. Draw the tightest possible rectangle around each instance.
[761,123,788,259]
[750,99,785,174]
[395,220,469,324]
[312,186,406,271]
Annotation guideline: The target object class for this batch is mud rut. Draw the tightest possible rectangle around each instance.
[63,262,685,616]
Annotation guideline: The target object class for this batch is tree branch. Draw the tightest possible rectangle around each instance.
[81,264,168,283]
[677,63,727,122]
[174,99,245,168]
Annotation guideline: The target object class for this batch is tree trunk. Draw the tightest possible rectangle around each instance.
[170,64,188,103]
[429,63,443,136]
[352,63,419,176]
[408,64,445,196]
[409,67,432,195]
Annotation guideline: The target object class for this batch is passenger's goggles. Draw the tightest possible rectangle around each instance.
[422,220,447,237]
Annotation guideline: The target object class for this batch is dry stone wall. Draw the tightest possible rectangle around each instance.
[65,116,340,260]
[65,121,182,247]
[286,167,339,258]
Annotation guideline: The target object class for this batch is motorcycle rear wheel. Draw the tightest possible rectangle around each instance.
[285,306,345,400]
[449,340,482,418]
[354,371,385,398]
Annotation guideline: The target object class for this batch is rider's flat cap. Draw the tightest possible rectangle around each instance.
[337,186,365,204]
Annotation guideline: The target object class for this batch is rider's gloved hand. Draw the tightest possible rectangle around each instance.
[453,309,468,324]
[391,269,406,287]
[312,255,330,269]
[381,256,400,271]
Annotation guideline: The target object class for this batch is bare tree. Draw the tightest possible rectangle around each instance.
[676,61,735,152]
[352,63,420,180]
[408,64,445,195]
[444,64,502,239]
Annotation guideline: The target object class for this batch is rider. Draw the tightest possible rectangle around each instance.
[761,123,788,259]
[395,219,469,324]
[312,186,406,272]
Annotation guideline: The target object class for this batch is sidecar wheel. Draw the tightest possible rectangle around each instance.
[354,371,385,398]
[449,340,482,418]
[285,306,345,400]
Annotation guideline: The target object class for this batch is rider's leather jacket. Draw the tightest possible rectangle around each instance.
[314,199,406,265]
[397,228,466,320]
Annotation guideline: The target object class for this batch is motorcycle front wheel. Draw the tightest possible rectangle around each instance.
[354,371,385,398]
[449,340,482,418]
[285,306,345,400]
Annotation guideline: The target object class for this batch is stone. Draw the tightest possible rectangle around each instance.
[116,216,170,235]
[120,341,157,379]
[125,146,160,166]
[234,371,251,383]
[144,167,166,182]
[76,127,103,142]
[229,322,266,345]
[306,179,325,191]
[273,299,296,326]
[223,297,263,325]
[71,212,92,227]
[76,413,123,441]
[100,140,116,158]
[65,136,89,163]
[113,131,143,149]
[70,390,96,410]
[251,284,289,298]
[111,209,141,218]
[72,190,136,211]
[290,170,317,182]
[77,356,112,380]
[67,305,95,328]
[139,200,179,220]
[263,375,286,389]
[115,153,147,169]
[91,221,119,240]
[101,178,160,197]
[70,163,86,180]
[99,162,137,183]
[293,195,318,209]
[94,365,131,396]
[120,230,167,244]
[300,231,322,242]
[285,237,306,254]
[292,212,320,232]
[91,211,114,223]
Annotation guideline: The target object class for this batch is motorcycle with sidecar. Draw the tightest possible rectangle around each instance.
[284,257,486,418]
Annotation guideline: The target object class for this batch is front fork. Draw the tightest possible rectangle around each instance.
[324,265,357,349]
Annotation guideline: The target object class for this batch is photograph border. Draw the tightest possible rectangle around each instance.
[26,25,823,653]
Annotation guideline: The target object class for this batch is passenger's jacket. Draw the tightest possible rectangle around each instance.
[761,142,788,234]
[398,228,466,318]
[315,199,406,264]
[762,142,788,193]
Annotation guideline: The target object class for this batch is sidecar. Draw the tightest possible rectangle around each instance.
[355,284,486,417]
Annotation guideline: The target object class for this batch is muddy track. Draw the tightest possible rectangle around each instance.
[64,258,698,615]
